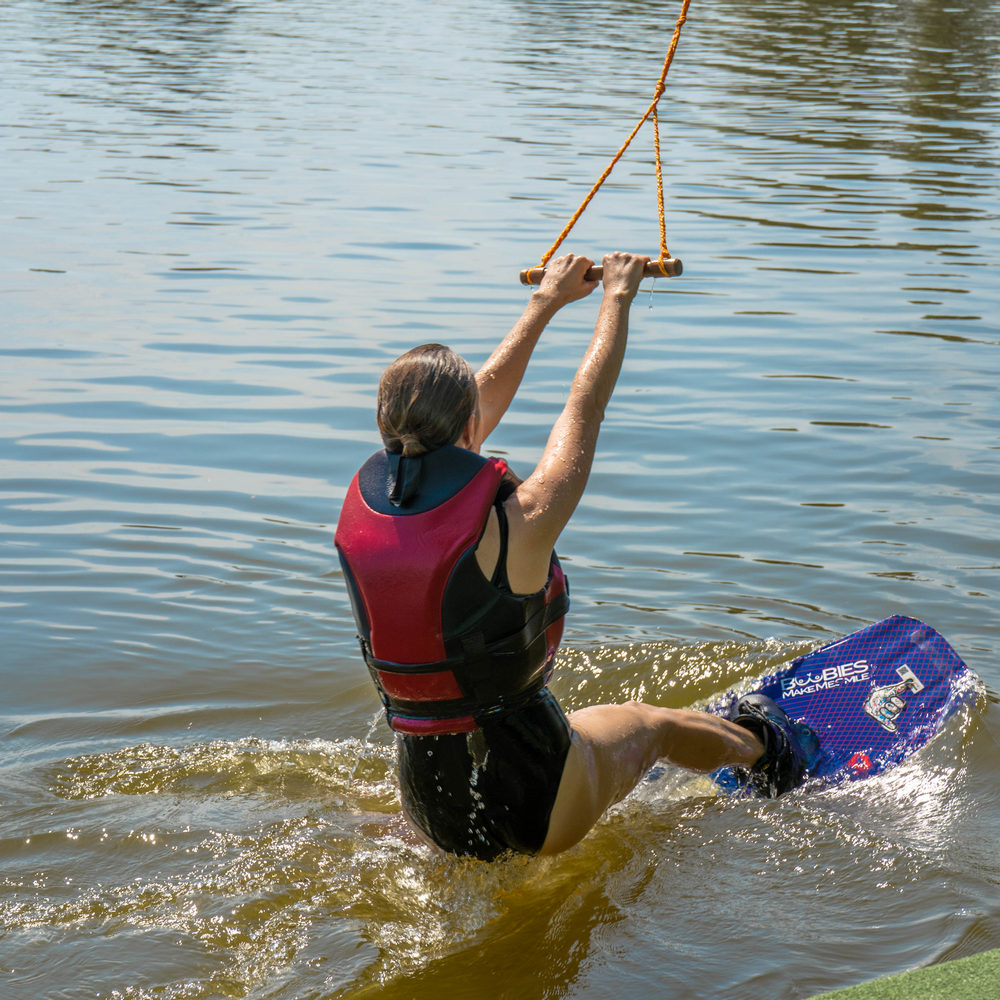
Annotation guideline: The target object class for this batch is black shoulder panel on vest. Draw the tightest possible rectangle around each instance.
[358,446,490,516]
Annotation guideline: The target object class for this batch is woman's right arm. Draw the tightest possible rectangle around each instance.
[502,252,648,593]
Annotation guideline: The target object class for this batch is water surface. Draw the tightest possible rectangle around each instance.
[2,1,999,998]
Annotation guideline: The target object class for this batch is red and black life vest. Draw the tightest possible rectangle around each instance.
[334,445,568,736]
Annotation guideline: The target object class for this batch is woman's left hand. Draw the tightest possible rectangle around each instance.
[533,254,599,309]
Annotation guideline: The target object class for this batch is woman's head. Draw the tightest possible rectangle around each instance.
[377,344,479,457]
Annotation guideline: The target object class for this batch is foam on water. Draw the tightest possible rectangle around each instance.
[1,643,990,999]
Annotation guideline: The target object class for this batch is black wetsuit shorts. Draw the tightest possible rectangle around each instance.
[397,689,571,861]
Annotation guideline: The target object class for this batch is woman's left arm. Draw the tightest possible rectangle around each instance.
[474,255,598,444]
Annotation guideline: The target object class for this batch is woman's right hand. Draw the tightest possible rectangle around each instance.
[599,252,648,301]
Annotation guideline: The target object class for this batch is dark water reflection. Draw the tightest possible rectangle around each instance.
[2,0,999,997]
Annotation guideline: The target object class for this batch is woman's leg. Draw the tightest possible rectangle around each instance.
[538,702,764,855]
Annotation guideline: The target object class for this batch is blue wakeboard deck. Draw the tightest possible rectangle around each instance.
[711,615,975,792]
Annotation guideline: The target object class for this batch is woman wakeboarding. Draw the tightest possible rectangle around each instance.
[335,253,815,859]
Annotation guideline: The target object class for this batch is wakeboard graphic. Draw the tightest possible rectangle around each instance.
[710,615,976,792]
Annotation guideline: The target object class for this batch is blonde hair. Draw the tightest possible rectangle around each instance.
[377,344,478,457]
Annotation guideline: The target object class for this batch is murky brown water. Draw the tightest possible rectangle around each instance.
[2,1,999,997]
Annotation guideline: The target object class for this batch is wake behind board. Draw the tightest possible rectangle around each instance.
[710,615,976,793]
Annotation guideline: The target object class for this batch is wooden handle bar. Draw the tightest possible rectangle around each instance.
[519,257,682,286]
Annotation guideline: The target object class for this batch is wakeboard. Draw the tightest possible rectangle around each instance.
[710,615,976,793]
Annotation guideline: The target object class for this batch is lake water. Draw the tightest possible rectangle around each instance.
[2,1,999,998]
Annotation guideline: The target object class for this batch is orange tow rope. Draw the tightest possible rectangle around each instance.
[521,0,692,285]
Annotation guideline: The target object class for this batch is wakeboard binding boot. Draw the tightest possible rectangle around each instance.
[730,693,819,797]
